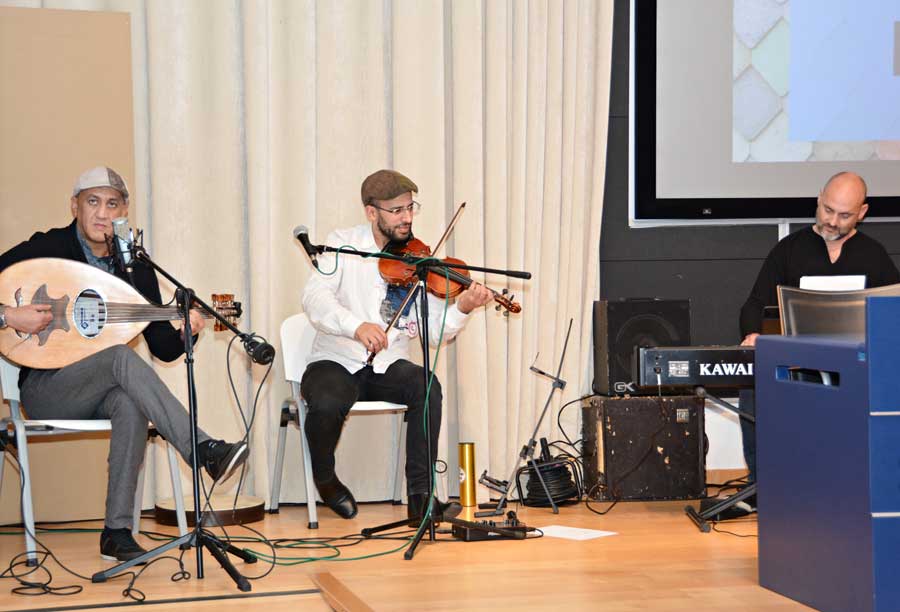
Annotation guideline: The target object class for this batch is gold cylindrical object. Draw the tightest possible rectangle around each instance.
[459,442,476,506]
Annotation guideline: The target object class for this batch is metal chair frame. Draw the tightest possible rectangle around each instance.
[269,312,407,528]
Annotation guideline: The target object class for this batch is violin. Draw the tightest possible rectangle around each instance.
[378,238,521,314]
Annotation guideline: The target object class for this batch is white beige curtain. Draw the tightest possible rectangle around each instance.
[5,0,613,506]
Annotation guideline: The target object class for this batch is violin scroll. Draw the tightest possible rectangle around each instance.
[494,288,521,315]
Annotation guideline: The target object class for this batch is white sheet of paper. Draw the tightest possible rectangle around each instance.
[799,275,866,291]
[538,525,617,540]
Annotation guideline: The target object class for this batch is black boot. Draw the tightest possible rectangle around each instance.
[406,493,458,527]
[315,475,358,519]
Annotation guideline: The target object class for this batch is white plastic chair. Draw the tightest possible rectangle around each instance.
[269,312,407,528]
[0,356,187,565]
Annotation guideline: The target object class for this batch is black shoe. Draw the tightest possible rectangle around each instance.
[100,527,147,562]
[406,493,460,527]
[315,475,358,519]
[200,439,249,482]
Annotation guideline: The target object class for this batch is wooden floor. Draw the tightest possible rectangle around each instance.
[0,498,811,611]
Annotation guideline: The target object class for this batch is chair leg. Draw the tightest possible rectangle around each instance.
[12,419,38,565]
[296,391,319,529]
[166,443,188,536]
[132,459,146,536]
[393,415,407,504]
[0,441,6,503]
[268,401,291,513]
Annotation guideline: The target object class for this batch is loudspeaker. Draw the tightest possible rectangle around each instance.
[592,298,691,395]
[582,396,706,501]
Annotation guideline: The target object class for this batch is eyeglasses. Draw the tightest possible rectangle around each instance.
[368,201,421,216]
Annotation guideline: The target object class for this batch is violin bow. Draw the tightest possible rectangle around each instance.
[365,202,466,364]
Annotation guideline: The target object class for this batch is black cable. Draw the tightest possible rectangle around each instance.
[0,445,194,601]
[520,460,580,506]
[711,521,758,538]
[0,448,115,597]
[225,332,274,512]
[557,393,597,450]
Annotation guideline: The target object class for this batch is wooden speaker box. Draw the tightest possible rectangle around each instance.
[582,396,706,501]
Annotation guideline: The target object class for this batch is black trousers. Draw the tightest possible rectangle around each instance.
[299,359,441,495]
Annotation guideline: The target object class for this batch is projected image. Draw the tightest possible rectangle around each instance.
[732,0,900,163]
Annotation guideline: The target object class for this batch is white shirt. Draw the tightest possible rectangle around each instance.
[302,223,470,374]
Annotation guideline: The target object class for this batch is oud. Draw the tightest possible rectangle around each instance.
[0,258,241,369]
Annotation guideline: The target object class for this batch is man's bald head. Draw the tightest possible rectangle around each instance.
[822,171,867,204]
[816,171,869,242]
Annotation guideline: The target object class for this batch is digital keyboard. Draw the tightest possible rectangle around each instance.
[634,345,755,389]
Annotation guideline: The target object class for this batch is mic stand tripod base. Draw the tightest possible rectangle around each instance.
[361,499,463,538]
[685,482,757,533]
[476,500,507,513]
[91,527,258,590]
[361,517,414,538]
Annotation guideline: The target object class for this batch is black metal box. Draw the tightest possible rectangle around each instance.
[582,396,706,501]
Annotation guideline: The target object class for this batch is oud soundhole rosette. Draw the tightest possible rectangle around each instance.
[73,289,106,338]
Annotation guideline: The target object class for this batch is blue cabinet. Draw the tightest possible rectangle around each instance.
[755,297,900,612]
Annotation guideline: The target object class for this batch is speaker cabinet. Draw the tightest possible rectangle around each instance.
[593,298,691,395]
[582,396,706,501]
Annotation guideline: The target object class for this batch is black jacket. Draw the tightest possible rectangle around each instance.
[0,220,187,384]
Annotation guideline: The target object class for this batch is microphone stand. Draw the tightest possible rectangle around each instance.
[475,319,573,517]
[304,241,530,559]
[91,245,273,591]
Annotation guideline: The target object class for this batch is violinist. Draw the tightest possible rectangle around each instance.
[301,169,492,522]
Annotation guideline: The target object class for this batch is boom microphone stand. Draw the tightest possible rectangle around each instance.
[300,239,530,559]
[476,319,573,517]
[91,241,274,590]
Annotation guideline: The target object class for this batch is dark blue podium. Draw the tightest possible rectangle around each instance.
[756,297,900,612]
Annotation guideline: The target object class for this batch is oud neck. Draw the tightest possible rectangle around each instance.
[102,303,212,324]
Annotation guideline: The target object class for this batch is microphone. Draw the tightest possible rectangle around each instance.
[243,335,276,365]
[111,217,134,275]
[293,225,319,269]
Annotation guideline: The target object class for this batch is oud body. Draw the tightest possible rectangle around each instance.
[0,258,238,369]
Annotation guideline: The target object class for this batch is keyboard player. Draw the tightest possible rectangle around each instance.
[737,172,899,513]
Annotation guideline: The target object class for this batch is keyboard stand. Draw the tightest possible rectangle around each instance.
[686,388,756,532]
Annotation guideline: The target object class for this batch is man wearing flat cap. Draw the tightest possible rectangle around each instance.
[301,169,492,522]
[0,167,249,561]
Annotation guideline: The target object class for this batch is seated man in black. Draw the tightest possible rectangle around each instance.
[0,167,249,561]
[738,171,899,504]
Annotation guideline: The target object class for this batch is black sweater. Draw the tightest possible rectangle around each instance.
[0,220,187,384]
[739,226,900,338]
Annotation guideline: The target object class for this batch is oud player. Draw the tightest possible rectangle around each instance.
[0,166,248,562]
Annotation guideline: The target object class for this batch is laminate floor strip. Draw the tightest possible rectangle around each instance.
[4,588,320,612]
[312,571,374,612]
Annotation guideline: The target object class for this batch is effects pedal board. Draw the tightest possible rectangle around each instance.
[451,512,533,541]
